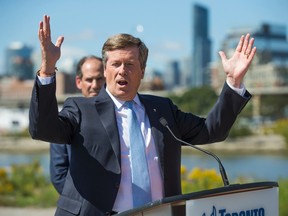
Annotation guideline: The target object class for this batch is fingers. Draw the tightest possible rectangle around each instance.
[38,15,51,43]
[235,35,245,52]
[245,37,255,56]
[236,33,256,59]
[242,34,250,54]
[38,15,64,48]
[43,15,51,39]
[55,36,65,48]
[218,51,227,62]
[38,21,43,40]
[247,47,257,61]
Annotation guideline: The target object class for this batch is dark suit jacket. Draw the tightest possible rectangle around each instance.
[50,143,71,194]
[29,79,250,215]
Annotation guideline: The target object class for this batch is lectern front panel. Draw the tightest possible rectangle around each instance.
[186,187,278,216]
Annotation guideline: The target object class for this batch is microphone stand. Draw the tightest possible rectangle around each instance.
[159,117,230,187]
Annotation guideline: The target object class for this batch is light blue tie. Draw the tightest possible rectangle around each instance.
[125,101,152,208]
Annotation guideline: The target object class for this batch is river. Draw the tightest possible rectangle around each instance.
[0,150,287,182]
[181,151,288,181]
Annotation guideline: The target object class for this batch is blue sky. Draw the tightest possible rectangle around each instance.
[0,0,288,74]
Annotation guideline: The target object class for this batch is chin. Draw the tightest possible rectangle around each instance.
[89,93,98,97]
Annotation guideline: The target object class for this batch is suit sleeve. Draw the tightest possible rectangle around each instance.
[29,77,79,144]
[50,143,71,194]
[168,82,251,145]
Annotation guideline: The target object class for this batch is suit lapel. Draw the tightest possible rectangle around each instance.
[94,90,121,169]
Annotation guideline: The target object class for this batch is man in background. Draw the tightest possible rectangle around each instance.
[50,55,105,194]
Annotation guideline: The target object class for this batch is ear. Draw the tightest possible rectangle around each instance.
[104,68,107,78]
[141,68,145,79]
[75,76,82,90]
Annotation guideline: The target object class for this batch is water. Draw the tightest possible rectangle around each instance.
[181,152,288,182]
[0,152,50,177]
[0,151,287,182]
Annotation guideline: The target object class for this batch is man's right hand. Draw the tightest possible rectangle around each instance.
[38,15,64,77]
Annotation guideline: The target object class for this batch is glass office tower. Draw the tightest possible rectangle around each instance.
[191,4,211,87]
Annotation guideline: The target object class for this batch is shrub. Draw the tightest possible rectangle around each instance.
[279,178,288,216]
[272,119,288,146]
[0,161,58,207]
[181,166,223,193]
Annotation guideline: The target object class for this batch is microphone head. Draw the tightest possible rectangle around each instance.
[159,117,168,127]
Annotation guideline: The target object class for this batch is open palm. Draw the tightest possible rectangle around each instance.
[38,15,64,74]
[219,34,256,88]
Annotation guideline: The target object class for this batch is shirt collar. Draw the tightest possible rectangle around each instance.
[105,88,142,110]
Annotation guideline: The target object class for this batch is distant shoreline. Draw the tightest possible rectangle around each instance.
[0,137,50,153]
[0,134,287,154]
[183,134,287,154]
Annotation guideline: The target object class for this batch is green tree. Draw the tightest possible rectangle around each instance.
[168,86,253,138]
[272,119,288,146]
[261,95,288,119]
[169,86,218,115]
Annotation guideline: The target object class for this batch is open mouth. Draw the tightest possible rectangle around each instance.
[117,80,128,86]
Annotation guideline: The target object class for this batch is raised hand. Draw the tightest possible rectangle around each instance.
[218,33,256,88]
[38,15,64,77]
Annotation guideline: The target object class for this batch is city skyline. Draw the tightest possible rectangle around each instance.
[0,0,288,75]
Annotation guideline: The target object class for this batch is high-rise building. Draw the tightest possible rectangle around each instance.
[164,60,181,89]
[191,4,211,87]
[180,56,192,87]
[5,42,34,80]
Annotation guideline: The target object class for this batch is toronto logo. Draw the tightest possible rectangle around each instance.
[201,205,265,216]
[202,206,216,216]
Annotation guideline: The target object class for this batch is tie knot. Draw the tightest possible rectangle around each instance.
[125,100,134,109]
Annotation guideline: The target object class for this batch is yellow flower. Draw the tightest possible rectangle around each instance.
[181,165,187,175]
[4,183,14,193]
[188,167,202,180]
[0,168,7,178]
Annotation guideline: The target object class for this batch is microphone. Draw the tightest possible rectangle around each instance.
[159,117,230,187]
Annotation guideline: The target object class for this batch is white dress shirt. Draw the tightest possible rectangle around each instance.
[105,89,164,212]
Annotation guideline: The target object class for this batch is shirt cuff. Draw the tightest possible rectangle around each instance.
[37,74,55,85]
[226,82,246,97]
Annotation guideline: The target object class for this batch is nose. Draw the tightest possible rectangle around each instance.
[91,79,99,88]
[118,64,127,76]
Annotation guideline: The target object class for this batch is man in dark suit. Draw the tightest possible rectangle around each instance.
[29,15,256,215]
[50,55,105,194]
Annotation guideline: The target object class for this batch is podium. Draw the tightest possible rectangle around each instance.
[117,181,278,216]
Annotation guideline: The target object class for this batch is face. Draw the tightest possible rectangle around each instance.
[104,46,144,101]
[76,58,105,97]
